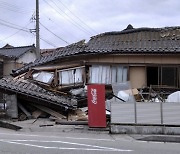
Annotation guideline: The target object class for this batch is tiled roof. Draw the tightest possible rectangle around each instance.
[12,26,180,76]
[0,45,36,59]
[12,40,86,76]
[0,78,77,110]
[85,26,180,54]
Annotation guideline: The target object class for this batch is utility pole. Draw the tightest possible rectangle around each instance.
[36,0,40,58]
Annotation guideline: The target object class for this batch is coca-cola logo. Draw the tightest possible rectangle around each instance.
[91,88,97,104]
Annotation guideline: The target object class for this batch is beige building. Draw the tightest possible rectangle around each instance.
[12,25,180,90]
[0,44,37,77]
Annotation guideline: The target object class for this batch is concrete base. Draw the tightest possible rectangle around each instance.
[110,124,180,135]
[6,94,18,118]
[135,135,180,143]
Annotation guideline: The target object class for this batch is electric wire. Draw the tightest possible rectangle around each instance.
[43,0,93,36]
[40,22,69,45]
[41,13,79,41]
[0,21,29,32]
[0,22,31,42]
[51,0,94,35]
[0,1,33,14]
[56,0,97,34]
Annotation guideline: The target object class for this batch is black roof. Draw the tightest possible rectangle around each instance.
[0,45,36,59]
[12,25,180,76]
[0,77,77,110]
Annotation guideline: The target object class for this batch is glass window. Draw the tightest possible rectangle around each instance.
[161,67,177,87]
[89,65,128,84]
[32,71,54,84]
[59,68,83,85]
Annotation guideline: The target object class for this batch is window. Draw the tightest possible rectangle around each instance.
[147,66,178,87]
[161,67,177,87]
[89,65,128,84]
[32,71,54,84]
[59,67,84,85]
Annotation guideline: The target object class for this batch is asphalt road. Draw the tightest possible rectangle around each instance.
[0,128,180,154]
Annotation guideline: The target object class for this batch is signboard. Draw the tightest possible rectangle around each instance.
[88,84,106,127]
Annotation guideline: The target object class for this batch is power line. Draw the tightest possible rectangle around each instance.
[40,37,57,48]
[56,0,97,34]
[31,32,57,48]
[42,14,79,41]
[0,1,33,14]
[0,18,30,29]
[43,0,93,36]
[0,17,58,48]
[40,22,69,45]
[0,21,29,32]
[51,0,94,35]
[0,22,31,42]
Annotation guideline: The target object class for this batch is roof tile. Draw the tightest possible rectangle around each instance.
[0,78,77,110]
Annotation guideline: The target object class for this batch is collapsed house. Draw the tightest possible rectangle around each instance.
[0,44,38,117]
[0,25,180,120]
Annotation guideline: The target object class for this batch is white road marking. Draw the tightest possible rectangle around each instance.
[0,139,132,152]
[0,132,114,141]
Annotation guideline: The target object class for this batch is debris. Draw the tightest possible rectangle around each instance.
[167,91,180,102]
[67,108,88,121]
[39,124,54,127]
[18,113,27,121]
[32,110,46,119]
[56,120,88,125]
[18,102,32,119]
[30,104,66,120]
[0,120,22,130]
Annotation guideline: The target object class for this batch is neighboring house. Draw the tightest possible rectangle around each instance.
[0,44,37,77]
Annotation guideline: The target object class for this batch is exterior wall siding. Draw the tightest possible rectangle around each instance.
[83,55,180,65]
[130,66,146,88]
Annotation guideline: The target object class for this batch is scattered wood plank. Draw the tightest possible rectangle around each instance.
[56,120,88,125]
[17,102,32,119]
[30,104,66,120]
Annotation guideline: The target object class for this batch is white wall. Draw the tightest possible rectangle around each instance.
[17,51,37,64]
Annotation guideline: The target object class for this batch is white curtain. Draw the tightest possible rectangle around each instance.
[90,65,111,84]
[59,68,83,85]
[122,67,128,82]
[89,65,128,84]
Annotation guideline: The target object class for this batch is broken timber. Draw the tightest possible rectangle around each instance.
[0,78,77,112]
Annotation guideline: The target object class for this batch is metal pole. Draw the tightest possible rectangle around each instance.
[160,102,163,124]
[134,101,137,124]
[36,0,40,58]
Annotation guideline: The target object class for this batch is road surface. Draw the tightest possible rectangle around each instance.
[0,128,179,154]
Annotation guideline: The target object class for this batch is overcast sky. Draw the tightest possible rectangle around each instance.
[0,0,180,49]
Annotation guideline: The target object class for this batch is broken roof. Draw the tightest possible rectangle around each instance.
[0,44,36,59]
[12,25,180,76]
[86,25,180,54]
[0,77,77,111]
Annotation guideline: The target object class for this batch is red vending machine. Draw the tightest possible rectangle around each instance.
[88,84,106,127]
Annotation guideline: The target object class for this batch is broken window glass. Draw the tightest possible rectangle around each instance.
[32,71,54,84]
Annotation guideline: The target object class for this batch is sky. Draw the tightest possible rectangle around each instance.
[0,0,180,49]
